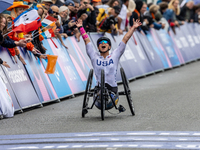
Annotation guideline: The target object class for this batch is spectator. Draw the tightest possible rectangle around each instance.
[129,0,142,27]
[52,0,64,7]
[158,2,176,32]
[51,5,68,48]
[96,0,120,22]
[149,4,166,30]
[118,0,129,34]
[31,4,47,54]
[97,5,121,34]
[168,0,184,26]
[69,0,80,20]
[126,0,135,30]
[192,4,200,23]
[58,6,69,38]
[177,1,194,22]
[92,0,102,8]
[37,4,46,19]
[42,0,53,11]
[78,0,97,32]
[0,14,28,68]
[7,2,43,58]
[64,0,81,41]
[106,0,120,7]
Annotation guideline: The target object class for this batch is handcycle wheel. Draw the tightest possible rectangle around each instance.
[120,68,135,116]
[82,69,93,118]
[101,69,105,121]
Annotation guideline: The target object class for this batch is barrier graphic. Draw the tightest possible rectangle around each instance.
[42,39,72,98]
[136,31,165,71]
[155,29,181,67]
[0,47,41,109]
[50,38,85,94]
[0,67,21,111]
[0,23,200,112]
[19,47,59,103]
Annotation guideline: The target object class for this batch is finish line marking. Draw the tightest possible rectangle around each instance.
[1,131,200,149]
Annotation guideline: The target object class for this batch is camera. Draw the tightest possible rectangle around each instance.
[99,15,118,31]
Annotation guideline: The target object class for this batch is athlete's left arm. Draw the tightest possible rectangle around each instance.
[122,19,142,44]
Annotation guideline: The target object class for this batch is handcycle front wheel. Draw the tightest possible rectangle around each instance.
[101,69,105,121]
[120,67,135,116]
[82,69,93,118]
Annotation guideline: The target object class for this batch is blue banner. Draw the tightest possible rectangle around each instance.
[155,29,181,67]
[131,32,154,74]
[0,47,41,108]
[19,47,59,103]
[136,31,164,71]
[65,36,96,87]
[42,39,72,98]
[173,26,196,62]
[0,67,21,111]
[181,24,200,59]
[50,38,85,94]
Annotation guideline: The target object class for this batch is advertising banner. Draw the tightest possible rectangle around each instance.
[0,67,21,111]
[186,23,200,59]
[0,47,41,108]
[65,36,96,87]
[181,24,200,59]
[146,32,172,69]
[155,29,182,66]
[19,47,59,103]
[131,32,154,74]
[173,26,196,62]
[136,31,164,71]
[49,38,85,94]
[147,29,172,69]
[42,39,73,98]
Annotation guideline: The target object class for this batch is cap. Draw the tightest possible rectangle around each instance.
[65,0,75,6]
[127,0,136,13]
[7,2,29,11]
[42,0,53,4]
[59,6,68,13]
[92,0,101,2]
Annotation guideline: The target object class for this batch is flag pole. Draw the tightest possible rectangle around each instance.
[3,30,13,37]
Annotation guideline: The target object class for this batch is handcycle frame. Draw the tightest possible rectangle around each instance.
[82,67,135,120]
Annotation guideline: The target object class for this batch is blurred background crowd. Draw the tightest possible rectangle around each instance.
[0,0,199,67]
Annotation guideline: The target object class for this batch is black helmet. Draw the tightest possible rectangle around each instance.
[97,37,111,47]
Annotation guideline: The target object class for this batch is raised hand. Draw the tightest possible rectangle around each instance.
[132,19,142,29]
[76,19,83,28]
[2,61,10,68]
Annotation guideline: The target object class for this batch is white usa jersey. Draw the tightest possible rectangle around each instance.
[86,41,126,87]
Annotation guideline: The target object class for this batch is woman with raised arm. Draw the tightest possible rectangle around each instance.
[76,18,141,110]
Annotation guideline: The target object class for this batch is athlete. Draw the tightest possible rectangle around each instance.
[76,19,142,110]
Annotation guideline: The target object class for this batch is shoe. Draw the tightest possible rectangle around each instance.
[118,105,126,112]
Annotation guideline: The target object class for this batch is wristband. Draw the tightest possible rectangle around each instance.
[82,34,88,40]
[79,27,86,35]
[17,54,20,59]
[0,58,3,64]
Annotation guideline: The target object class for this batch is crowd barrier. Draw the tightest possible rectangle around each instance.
[0,23,200,113]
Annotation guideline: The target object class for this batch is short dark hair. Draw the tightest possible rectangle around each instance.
[159,2,168,10]
[122,0,129,4]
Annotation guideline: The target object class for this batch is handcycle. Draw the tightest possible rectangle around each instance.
[82,67,135,120]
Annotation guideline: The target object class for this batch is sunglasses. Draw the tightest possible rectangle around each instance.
[53,11,59,15]
[99,40,108,44]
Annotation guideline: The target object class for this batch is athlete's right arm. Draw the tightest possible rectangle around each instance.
[76,19,90,45]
